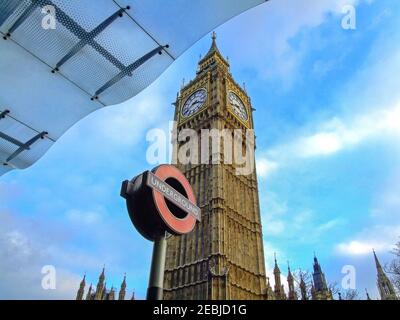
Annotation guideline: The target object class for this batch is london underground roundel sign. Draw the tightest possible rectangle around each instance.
[121,165,201,241]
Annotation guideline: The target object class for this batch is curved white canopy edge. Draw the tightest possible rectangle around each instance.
[0,0,267,176]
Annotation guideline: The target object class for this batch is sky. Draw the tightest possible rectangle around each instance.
[1,0,400,299]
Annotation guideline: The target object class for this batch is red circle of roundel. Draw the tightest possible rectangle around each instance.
[152,165,197,235]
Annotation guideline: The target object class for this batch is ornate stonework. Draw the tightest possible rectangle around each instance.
[374,250,398,300]
[75,269,133,300]
[163,34,268,300]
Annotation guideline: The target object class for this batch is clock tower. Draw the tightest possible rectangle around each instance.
[163,33,268,300]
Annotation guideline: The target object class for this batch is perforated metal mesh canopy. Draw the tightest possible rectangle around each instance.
[0,0,266,175]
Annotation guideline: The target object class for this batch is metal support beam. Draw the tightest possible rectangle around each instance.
[6,131,47,162]
[1,109,41,149]
[94,45,168,98]
[0,0,22,27]
[46,0,127,72]
[0,109,10,119]
[6,0,129,73]
[0,132,28,149]
[6,0,39,36]
[147,234,167,300]
[53,8,127,71]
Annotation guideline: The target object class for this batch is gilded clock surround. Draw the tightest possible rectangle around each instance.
[226,89,250,127]
[181,88,209,119]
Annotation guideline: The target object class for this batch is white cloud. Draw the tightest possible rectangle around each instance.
[335,224,400,256]
[257,158,279,178]
[336,168,400,257]
[295,217,345,244]
[299,132,343,157]
[260,187,345,242]
[261,102,400,171]
[297,103,400,157]
[264,220,286,236]
[293,210,314,226]
[221,0,363,84]
[371,173,400,220]
[0,210,106,299]
[336,241,385,256]
[95,92,168,147]
[66,209,102,225]
[315,218,344,234]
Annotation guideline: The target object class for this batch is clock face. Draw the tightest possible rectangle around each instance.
[181,89,207,118]
[228,91,248,121]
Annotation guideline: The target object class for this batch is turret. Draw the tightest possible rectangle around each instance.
[76,274,86,300]
[265,277,275,300]
[197,32,229,76]
[108,286,115,300]
[373,250,398,300]
[287,262,297,300]
[86,283,93,300]
[119,274,127,300]
[95,267,106,300]
[311,254,333,300]
[273,253,286,300]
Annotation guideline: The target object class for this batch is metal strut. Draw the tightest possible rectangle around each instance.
[0,1,22,28]
[93,45,168,99]
[5,0,170,100]
[6,0,130,73]
[5,131,48,163]
[52,7,127,72]
[0,132,29,150]
[5,0,39,37]
[0,109,10,118]
[1,109,50,165]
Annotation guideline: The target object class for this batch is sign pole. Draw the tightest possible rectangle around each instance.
[146,233,167,300]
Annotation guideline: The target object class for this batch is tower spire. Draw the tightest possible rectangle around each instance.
[273,254,286,300]
[365,288,371,300]
[86,283,93,300]
[311,254,332,300]
[373,250,398,300]
[108,285,115,300]
[164,32,266,300]
[205,31,220,57]
[95,267,106,300]
[76,273,86,300]
[287,261,297,300]
[373,249,383,270]
[119,273,127,300]
[197,31,229,75]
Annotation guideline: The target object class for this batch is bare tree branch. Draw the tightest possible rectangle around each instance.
[385,238,400,293]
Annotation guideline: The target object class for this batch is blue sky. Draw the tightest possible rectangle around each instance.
[1,0,400,299]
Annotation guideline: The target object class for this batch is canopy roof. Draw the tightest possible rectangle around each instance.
[0,0,266,176]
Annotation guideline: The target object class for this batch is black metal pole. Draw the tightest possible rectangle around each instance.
[146,233,167,300]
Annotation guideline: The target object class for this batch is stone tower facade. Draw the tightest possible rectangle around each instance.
[163,33,267,300]
[311,255,333,300]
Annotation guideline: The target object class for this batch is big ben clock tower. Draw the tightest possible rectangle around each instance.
[163,33,268,300]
